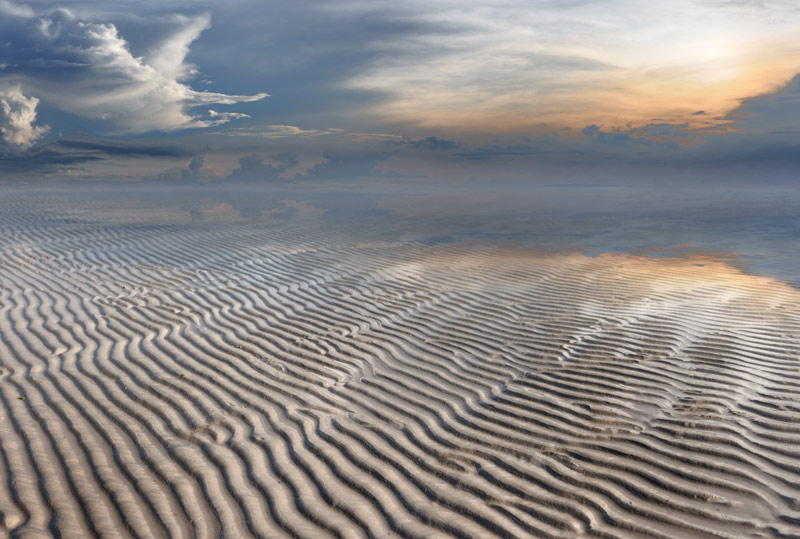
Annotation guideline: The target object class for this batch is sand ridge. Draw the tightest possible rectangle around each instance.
[0,200,800,537]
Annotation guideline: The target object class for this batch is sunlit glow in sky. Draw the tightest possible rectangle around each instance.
[341,0,800,130]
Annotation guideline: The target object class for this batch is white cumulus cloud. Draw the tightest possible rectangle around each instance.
[0,5,267,136]
[0,0,33,18]
[0,85,49,149]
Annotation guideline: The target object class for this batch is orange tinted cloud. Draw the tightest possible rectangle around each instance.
[342,1,800,133]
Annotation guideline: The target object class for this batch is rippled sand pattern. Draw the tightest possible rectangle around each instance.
[1,198,800,538]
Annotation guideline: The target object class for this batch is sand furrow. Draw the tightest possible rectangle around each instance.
[1,191,800,537]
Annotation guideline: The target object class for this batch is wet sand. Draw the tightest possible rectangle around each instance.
[1,189,799,537]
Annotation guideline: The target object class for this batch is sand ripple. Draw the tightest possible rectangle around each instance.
[1,206,800,538]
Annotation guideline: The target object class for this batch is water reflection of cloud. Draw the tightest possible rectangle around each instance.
[33,181,800,289]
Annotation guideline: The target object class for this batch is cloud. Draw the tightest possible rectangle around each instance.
[172,156,206,182]
[0,0,33,17]
[726,73,800,135]
[0,85,49,149]
[208,110,250,123]
[226,153,286,182]
[454,121,693,165]
[270,150,300,168]
[0,134,195,176]
[53,137,195,157]
[580,124,686,147]
[392,135,460,150]
[297,151,387,180]
[0,146,102,171]
[214,125,344,138]
[0,6,267,135]
[580,125,640,145]
[324,0,800,131]
[186,156,204,176]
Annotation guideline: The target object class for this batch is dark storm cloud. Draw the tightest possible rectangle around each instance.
[54,138,195,157]
[0,146,102,170]
[0,135,196,175]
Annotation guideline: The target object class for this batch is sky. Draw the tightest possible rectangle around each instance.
[1,0,800,183]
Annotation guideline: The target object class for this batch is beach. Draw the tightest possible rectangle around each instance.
[0,186,799,537]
